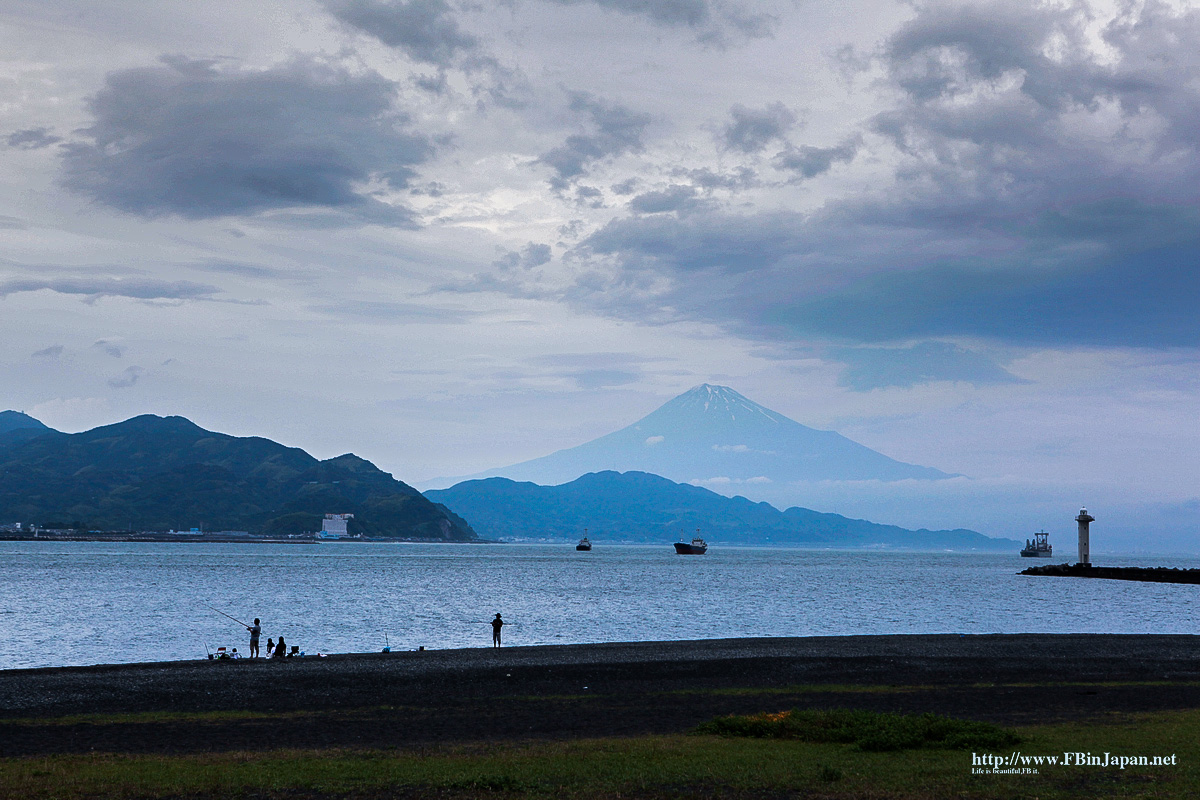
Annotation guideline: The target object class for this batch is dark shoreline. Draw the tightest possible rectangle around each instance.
[8,634,1200,717]
[4,634,1200,757]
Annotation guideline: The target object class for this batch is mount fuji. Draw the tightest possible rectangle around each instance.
[429,384,952,489]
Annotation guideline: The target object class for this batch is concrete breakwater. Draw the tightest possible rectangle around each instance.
[1021,563,1200,584]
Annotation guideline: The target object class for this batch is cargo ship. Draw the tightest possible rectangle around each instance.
[1020,530,1052,558]
[673,531,707,555]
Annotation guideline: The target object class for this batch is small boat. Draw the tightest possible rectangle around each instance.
[1021,530,1053,558]
[576,537,591,551]
[674,530,707,555]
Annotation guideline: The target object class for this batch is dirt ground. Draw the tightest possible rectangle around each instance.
[3,634,1199,757]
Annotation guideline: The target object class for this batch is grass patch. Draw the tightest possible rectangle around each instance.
[3,709,1198,799]
[669,682,924,697]
[687,679,1200,697]
[695,708,1020,751]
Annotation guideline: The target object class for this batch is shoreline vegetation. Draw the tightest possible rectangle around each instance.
[0,531,502,544]
[3,634,1200,798]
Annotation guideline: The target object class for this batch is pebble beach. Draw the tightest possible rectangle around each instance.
[3,634,1200,757]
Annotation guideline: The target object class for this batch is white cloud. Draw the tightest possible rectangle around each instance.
[28,397,113,432]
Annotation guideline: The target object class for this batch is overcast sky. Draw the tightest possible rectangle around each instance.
[1,0,1197,547]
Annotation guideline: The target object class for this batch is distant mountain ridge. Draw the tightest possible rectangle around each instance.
[0,413,476,540]
[426,384,951,489]
[0,410,54,447]
[426,470,1013,551]
[0,410,48,434]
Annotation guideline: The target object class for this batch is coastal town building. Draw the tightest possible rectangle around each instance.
[317,513,354,540]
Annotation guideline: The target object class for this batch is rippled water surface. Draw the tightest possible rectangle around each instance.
[2,541,1198,669]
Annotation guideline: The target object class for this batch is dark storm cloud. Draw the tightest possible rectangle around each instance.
[60,56,437,223]
[5,127,61,150]
[629,184,702,214]
[868,0,1200,209]
[414,71,451,95]
[773,137,860,180]
[675,166,757,191]
[721,102,795,153]
[611,178,641,195]
[325,0,479,67]
[583,209,808,273]
[769,239,1200,348]
[493,242,553,271]
[831,341,1024,390]
[561,1,1200,349]
[0,277,221,302]
[580,203,1200,348]
[324,0,527,107]
[546,0,708,26]
[540,91,651,189]
[539,0,776,42]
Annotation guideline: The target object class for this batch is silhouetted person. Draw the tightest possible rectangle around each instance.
[273,636,287,659]
[247,618,261,658]
[491,613,504,648]
[265,637,274,657]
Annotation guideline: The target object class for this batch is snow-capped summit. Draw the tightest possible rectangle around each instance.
[660,384,789,424]
[427,384,952,489]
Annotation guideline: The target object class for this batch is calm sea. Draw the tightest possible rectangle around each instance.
[1,541,1197,671]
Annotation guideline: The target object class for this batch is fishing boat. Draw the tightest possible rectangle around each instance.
[576,536,591,551]
[674,531,707,555]
[1020,530,1053,558]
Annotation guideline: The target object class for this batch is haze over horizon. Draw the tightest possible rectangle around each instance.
[1,0,1196,550]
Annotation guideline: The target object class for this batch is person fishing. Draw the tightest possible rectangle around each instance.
[247,618,261,659]
[491,613,505,648]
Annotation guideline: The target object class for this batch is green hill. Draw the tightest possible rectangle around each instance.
[0,414,476,540]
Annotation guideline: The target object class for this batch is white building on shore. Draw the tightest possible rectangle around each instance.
[317,513,354,539]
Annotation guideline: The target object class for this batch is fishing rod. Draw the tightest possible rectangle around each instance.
[204,603,252,629]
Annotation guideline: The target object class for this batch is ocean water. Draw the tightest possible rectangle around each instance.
[1,541,1198,671]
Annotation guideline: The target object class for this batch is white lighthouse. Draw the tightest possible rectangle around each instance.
[1076,507,1094,566]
